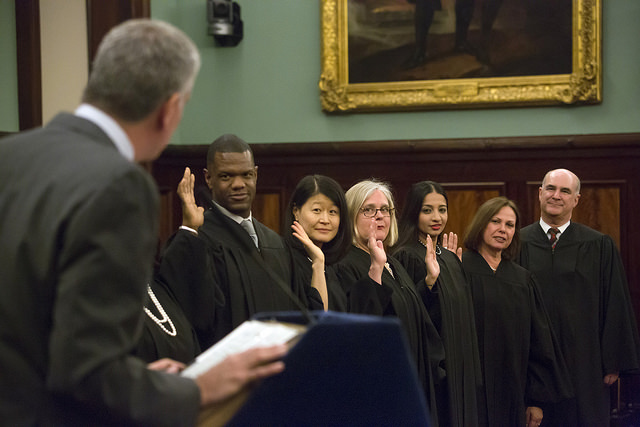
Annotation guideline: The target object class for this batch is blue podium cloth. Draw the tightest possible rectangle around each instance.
[227,311,431,426]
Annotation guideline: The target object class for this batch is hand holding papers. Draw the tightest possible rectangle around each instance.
[181,320,305,379]
[181,319,305,427]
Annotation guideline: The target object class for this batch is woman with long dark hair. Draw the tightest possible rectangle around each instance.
[393,181,483,427]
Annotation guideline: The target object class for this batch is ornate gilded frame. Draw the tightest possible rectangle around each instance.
[319,0,601,113]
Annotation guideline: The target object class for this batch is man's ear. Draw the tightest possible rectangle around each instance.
[157,93,183,131]
[203,168,213,190]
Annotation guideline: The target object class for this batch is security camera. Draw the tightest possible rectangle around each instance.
[207,0,243,47]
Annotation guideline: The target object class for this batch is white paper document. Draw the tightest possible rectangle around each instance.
[181,320,304,379]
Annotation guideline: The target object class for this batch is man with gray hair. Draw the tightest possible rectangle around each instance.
[0,19,286,426]
[518,168,640,427]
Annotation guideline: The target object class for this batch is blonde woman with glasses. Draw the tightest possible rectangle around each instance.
[331,179,445,426]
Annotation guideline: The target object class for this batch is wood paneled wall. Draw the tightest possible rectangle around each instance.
[86,0,150,65]
[151,132,640,331]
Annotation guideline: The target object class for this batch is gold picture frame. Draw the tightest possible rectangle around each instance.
[319,0,601,113]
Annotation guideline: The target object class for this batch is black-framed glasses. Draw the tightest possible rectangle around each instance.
[361,206,394,217]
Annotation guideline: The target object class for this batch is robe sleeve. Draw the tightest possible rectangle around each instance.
[157,230,221,349]
[394,248,441,329]
[305,286,325,310]
[599,235,640,373]
[332,262,394,315]
[525,274,574,406]
[325,266,348,312]
[284,244,326,311]
[394,248,425,283]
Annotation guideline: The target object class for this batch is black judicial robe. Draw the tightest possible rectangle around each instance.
[285,242,346,312]
[395,242,483,427]
[135,281,200,364]
[462,251,573,427]
[518,222,640,427]
[194,205,302,347]
[134,230,205,364]
[332,246,446,426]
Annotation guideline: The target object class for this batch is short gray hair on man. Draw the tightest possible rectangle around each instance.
[345,179,399,247]
[82,19,201,122]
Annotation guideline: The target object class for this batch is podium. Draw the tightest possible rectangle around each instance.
[213,311,431,426]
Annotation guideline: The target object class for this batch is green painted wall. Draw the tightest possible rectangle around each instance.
[1,1,19,132]
[151,0,640,145]
[3,1,639,141]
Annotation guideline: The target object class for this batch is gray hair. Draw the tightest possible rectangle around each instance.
[542,168,581,194]
[82,19,201,121]
[345,179,399,247]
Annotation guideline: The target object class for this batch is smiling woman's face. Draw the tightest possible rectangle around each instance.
[418,192,448,240]
[293,193,340,247]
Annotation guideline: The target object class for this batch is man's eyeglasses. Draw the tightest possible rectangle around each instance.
[361,206,394,217]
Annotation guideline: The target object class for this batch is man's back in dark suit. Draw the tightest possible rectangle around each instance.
[0,20,202,425]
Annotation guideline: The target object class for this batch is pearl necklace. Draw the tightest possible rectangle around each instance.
[384,262,395,278]
[418,239,442,256]
[143,285,177,337]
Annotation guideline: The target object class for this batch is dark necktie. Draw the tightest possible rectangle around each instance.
[549,227,560,248]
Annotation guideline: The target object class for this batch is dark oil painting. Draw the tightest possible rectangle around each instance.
[348,0,573,84]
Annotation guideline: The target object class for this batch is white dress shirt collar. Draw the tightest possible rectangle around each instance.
[213,200,253,225]
[539,218,570,235]
[75,103,134,161]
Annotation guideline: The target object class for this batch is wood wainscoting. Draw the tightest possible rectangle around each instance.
[151,133,640,294]
[151,133,640,412]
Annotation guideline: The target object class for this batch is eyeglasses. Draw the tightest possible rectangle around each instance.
[360,206,394,217]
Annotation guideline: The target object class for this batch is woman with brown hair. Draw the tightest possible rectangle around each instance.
[462,197,572,427]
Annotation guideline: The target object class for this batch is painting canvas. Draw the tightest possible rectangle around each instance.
[320,0,601,113]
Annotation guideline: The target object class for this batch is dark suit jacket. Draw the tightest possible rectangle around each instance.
[0,113,199,426]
